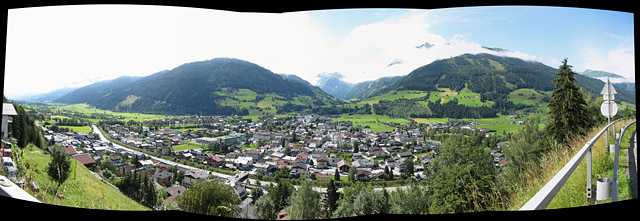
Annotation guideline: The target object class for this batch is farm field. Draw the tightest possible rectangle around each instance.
[411,113,542,134]
[332,114,410,133]
[172,143,207,151]
[360,88,493,108]
[45,125,93,133]
[358,90,429,105]
[508,88,548,105]
[51,103,175,122]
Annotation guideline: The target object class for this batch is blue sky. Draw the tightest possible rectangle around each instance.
[4,6,634,98]
[307,6,634,81]
[423,6,634,72]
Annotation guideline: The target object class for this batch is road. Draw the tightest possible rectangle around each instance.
[91,124,234,180]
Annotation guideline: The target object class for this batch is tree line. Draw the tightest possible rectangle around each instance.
[4,97,46,149]
[372,97,497,119]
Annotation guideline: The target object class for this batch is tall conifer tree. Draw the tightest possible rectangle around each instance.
[546,58,590,144]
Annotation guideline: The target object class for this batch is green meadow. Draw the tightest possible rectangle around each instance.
[20,144,149,210]
[508,88,547,105]
[332,114,410,133]
[358,90,429,105]
[411,113,538,134]
[45,125,93,133]
[172,143,207,151]
[53,103,174,122]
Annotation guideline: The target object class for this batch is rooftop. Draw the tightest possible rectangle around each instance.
[2,103,17,116]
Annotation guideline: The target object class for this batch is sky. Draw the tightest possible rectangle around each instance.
[3,5,635,99]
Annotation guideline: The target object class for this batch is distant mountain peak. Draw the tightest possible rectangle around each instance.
[416,41,434,49]
[387,59,402,67]
[482,46,508,52]
[581,69,624,78]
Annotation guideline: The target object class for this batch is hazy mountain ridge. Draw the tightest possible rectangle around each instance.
[54,58,343,115]
[46,54,636,117]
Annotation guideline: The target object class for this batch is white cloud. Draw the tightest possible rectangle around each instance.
[300,10,543,85]
[581,47,635,82]
[3,6,555,98]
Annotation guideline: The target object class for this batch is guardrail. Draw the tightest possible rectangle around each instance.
[0,175,40,203]
[520,117,635,210]
[612,120,636,202]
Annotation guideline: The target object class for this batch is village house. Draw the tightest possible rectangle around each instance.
[92,146,107,157]
[254,162,276,176]
[136,166,156,177]
[387,146,402,153]
[72,153,95,169]
[154,162,173,171]
[355,169,370,181]
[337,160,350,173]
[205,154,224,167]
[313,157,329,169]
[233,156,253,171]
[116,162,136,176]
[164,185,187,206]
[397,151,413,159]
[295,153,309,164]
[290,163,308,178]
[352,159,375,169]
[244,149,263,160]
[108,155,122,164]
[183,170,209,188]
[153,171,174,187]
[497,141,510,149]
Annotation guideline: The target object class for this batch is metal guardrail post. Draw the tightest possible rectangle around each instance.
[587,146,592,201]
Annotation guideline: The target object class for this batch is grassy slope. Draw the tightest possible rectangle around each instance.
[506,120,636,210]
[20,145,149,211]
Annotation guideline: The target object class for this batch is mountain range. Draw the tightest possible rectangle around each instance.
[16,53,635,117]
[341,54,634,104]
[53,58,342,115]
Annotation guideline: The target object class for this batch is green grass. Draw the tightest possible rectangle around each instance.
[172,143,207,151]
[46,125,92,133]
[332,114,410,133]
[357,88,491,110]
[52,103,174,122]
[19,144,149,210]
[257,96,276,109]
[411,113,529,134]
[242,144,258,150]
[456,87,484,107]
[547,121,636,208]
[359,90,429,105]
[173,127,206,132]
[505,120,637,210]
[235,89,258,101]
[508,88,546,105]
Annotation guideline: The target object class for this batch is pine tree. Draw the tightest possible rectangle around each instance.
[384,166,390,180]
[325,180,340,218]
[286,181,321,220]
[47,144,72,195]
[546,58,590,144]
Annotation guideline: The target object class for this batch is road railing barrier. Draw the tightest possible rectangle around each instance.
[520,117,635,210]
